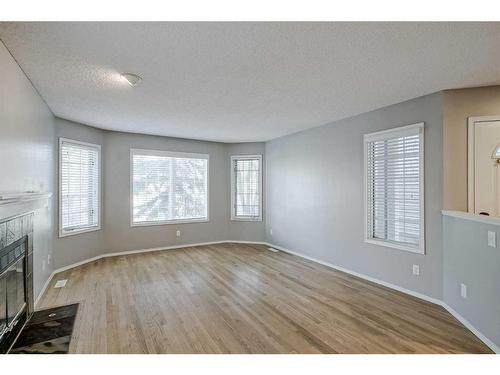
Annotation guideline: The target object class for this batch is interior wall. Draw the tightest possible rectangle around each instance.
[53,118,106,269]
[51,119,266,268]
[443,214,500,351]
[266,92,444,299]
[102,131,231,254]
[443,86,500,211]
[0,41,55,297]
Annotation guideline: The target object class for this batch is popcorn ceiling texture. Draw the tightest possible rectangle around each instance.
[1,22,500,143]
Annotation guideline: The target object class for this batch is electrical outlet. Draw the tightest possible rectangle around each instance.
[176,230,181,237]
[47,253,51,265]
[488,231,496,247]
[461,283,467,298]
[412,264,420,276]
[270,228,273,236]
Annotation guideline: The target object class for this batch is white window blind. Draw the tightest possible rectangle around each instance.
[59,138,100,236]
[131,149,208,225]
[231,155,262,221]
[364,123,424,254]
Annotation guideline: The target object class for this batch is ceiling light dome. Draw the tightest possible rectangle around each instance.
[121,73,142,87]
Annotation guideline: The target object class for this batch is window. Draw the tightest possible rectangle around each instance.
[364,123,424,254]
[131,149,209,225]
[231,155,262,221]
[59,138,101,237]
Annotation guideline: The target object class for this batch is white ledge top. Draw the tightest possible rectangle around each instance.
[0,192,52,221]
[442,210,500,226]
[0,192,52,203]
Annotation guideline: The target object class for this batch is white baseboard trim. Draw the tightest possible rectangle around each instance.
[441,303,500,354]
[34,239,498,353]
[265,241,499,354]
[53,240,268,275]
[34,270,57,308]
[34,240,268,306]
[35,240,266,309]
[34,240,227,307]
[53,240,233,274]
[263,242,442,305]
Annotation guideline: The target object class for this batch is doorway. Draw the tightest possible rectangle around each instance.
[468,116,500,216]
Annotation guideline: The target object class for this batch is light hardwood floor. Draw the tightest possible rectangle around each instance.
[38,243,492,353]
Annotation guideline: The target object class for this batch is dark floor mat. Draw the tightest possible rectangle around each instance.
[9,304,78,354]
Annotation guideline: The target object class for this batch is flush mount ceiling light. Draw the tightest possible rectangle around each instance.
[121,73,142,87]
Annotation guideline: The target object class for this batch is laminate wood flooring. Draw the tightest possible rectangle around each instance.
[37,243,492,353]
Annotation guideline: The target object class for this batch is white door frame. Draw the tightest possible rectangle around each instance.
[468,115,500,213]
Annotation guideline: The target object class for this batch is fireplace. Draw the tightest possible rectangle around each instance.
[0,213,34,353]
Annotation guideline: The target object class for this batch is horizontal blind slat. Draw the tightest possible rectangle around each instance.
[234,158,261,218]
[366,130,422,249]
[60,141,100,232]
[132,152,208,223]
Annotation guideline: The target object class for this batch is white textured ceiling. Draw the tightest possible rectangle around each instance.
[1,22,500,142]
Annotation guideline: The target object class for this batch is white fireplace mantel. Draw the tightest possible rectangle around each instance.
[0,192,52,221]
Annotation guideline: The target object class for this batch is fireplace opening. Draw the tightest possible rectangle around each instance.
[0,213,34,353]
[1,237,27,335]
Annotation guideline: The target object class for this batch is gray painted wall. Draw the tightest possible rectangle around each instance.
[102,131,230,254]
[443,215,500,349]
[53,118,106,268]
[0,41,55,297]
[265,92,444,299]
[52,119,265,268]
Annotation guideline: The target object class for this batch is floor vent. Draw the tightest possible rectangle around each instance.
[54,279,68,288]
[267,247,279,253]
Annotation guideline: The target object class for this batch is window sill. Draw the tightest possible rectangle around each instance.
[230,217,262,222]
[131,218,209,227]
[364,238,424,254]
[59,225,101,238]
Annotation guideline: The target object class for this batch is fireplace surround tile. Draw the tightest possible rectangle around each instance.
[0,222,5,249]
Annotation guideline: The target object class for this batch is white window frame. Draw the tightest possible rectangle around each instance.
[58,137,102,238]
[363,123,425,254]
[230,155,263,222]
[130,148,210,227]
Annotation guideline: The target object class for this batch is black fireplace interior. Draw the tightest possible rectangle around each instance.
[0,213,34,353]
